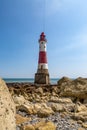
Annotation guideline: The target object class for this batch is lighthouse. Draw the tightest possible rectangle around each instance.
[34,32,50,84]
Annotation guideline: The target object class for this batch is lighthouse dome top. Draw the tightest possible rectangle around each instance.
[39,32,47,42]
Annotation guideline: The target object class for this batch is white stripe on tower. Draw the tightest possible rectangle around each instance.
[39,41,46,52]
[38,64,48,69]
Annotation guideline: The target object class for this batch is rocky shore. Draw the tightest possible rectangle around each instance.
[0,77,87,130]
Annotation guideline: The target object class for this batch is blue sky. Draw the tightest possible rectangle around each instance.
[0,0,87,78]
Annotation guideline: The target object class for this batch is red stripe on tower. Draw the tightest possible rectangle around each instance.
[38,51,47,63]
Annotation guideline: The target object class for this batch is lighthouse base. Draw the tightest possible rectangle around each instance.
[34,73,50,84]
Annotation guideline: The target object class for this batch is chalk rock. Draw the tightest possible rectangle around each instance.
[35,121,56,130]
[22,124,35,130]
[74,104,87,112]
[37,103,54,117]
[13,95,27,106]
[58,77,87,98]
[58,76,72,85]
[35,87,43,95]
[0,78,16,130]
[73,111,87,121]
[49,97,72,104]
[82,123,87,128]
[50,103,65,112]
[17,103,35,115]
[22,121,56,130]
[17,103,54,117]
[16,114,31,125]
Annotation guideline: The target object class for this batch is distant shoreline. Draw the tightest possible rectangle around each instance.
[3,78,59,84]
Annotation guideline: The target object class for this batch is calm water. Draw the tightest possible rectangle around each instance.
[3,78,59,84]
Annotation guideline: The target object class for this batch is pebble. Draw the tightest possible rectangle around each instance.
[16,110,81,130]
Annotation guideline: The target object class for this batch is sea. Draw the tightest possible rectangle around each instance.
[3,78,59,84]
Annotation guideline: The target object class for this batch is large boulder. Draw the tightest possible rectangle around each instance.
[0,78,16,130]
[58,77,87,99]
[58,76,72,85]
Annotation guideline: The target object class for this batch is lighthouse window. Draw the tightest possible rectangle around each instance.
[41,42,43,44]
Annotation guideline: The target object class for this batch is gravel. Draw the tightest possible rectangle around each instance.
[16,111,81,130]
[46,113,81,130]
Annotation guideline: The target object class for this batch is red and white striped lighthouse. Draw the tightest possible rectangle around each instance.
[34,32,50,84]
